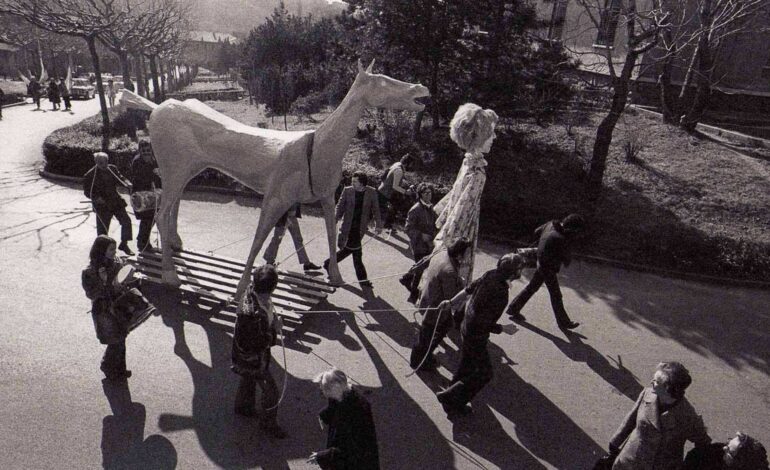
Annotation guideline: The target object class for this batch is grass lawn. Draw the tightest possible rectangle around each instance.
[201,99,770,281]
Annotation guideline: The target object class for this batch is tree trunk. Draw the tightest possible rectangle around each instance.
[148,55,161,104]
[158,60,166,101]
[140,55,150,99]
[119,51,131,89]
[587,54,637,202]
[133,53,146,97]
[677,42,700,115]
[658,55,677,124]
[680,31,714,132]
[413,110,424,140]
[86,35,110,152]
[429,61,440,130]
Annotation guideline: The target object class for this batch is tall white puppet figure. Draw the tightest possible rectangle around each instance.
[432,103,499,284]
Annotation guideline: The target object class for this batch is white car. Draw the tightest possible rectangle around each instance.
[70,78,95,100]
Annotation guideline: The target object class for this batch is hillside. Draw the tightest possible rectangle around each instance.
[192,0,346,35]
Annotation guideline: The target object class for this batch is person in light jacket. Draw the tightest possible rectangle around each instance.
[405,182,437,262]
[608,361,711,470]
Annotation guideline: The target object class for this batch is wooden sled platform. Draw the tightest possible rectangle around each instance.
[130,248,335,320]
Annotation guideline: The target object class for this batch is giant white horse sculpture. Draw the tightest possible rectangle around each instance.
[121,60,429,303]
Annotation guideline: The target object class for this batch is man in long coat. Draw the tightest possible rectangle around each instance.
[83,152,135,255]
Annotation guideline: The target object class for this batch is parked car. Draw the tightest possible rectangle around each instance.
[112,75,125,90]
[70,78,95,100]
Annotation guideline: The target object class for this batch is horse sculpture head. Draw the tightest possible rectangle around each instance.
[353,59,429,112]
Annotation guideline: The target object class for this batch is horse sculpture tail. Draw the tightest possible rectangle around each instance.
[119,90,159,113]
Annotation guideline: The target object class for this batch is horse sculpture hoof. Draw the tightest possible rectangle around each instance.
[162,270,182,287]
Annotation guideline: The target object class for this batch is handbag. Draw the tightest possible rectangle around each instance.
[130,189,161,213]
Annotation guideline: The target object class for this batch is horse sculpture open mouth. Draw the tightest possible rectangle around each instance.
[410,87,431,111]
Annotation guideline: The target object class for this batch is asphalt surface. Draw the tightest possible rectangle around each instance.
[1,99,768,469]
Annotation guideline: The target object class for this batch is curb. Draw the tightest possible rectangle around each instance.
[40,170,770,291]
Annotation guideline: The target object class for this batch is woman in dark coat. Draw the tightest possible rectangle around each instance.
[82,235,131,380]
[231,264,287,439]
[683,432,768,470]
[308,368,379,470]
[608,362,711,470]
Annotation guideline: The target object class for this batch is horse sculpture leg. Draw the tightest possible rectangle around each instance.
[233,198,293,309]
[320,196,343,286]
[159,187,183,287]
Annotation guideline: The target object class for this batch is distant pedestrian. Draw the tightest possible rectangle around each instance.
[47,78,60,110]
[262,203,321,272]
[405,182,437,262]
[28,76,42,110]
[607,362,711,470]
[82,235,132,381]
[409,237,471,371]
[107,79,116,108]
[684,432,768,470]
[129,142,162,252]
[507,213,585,330]
[0,85,4,120]
[377,153,415,231]
[59,78,71,111]
[231,265,288,439]
[83,152,135,255]
[323,171,382,289]
[435,253,524,418]
[308,368,380,470]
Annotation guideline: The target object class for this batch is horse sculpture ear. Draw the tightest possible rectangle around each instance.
[366,59,375,73]
[357,59,365,73]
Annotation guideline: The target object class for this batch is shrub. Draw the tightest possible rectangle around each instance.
[290,91,327,123]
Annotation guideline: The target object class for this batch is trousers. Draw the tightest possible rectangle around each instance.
[438,336,493,407]
[334,230,368,282]
[101,341,127,378]
[263,215,310,265]
[95,204,133,243]
[234,372,280,424]
[135,210,155,251]
[508,269,572,327]
[410,307,453,368]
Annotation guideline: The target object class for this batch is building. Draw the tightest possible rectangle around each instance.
[533,0,770,114]
[182,31,239,69]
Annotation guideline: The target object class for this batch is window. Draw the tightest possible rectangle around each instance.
[594,0,621,48]
[548,0,569,41]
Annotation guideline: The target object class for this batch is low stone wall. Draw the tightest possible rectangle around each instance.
[167,88,244,101]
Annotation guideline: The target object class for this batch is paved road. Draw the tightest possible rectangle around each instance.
[1,100,768,469]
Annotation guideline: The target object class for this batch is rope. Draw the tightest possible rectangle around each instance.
[264,327,288,411]
[274,229,325,267]
[405,306,445,378]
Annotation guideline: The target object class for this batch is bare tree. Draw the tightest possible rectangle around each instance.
[0,0,125,150]
[572,0,669,202]
[94,0,149,87]
[657,0,770,131]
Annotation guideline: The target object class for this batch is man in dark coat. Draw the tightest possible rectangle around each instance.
[309,368,379,470]
[405,182,437,262]
[323,171,382,288]
[506,213,585,330]
[58,79,71,111]
[83,152,135,255]
[129,142,162,252]
[28,77,42,110]
[436,253,524,418]
[231,265,287,439]
[409,237,470,371]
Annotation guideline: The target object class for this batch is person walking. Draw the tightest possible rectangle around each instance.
[683,432,768,470]
[606,362,711,470]
[377,153,415,231]
[405,182,438,262]
[409,237,471,371]
[82,235,132,381]
[506,213,585,330]
[129,142,162,252]
[0,85,4,120]
[47,78,60,111]
[28,76,42,110]
[435,253,524,418]
[59,78,71,111]
[107,79,116,108]
[231,265,288,439]
[262,203,321,272]
[83,152,135,255]
[308,368,380,470]
[323,171,382,289]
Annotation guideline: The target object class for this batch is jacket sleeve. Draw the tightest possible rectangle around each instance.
[609,390,644,452]
[83,169,95,199]
[335,189,347,221]
[82,268,107,301]
[687,412,711,448]
[405,206,421,247]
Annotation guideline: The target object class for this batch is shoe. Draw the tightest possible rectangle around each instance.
[118,242,135,256]
[234,407,256,417]
[303,262,321,272]
[507,309,526,323]
[437,392,471,418]
[360,281,373,289]
[559,321,581,330]
[259,422,288,439]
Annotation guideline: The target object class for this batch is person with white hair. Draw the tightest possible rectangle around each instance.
[432,103,499,284]
[308,368,380,469]
[83,152,135,255]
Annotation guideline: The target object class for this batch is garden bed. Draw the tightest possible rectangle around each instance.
[42,100,770,281]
